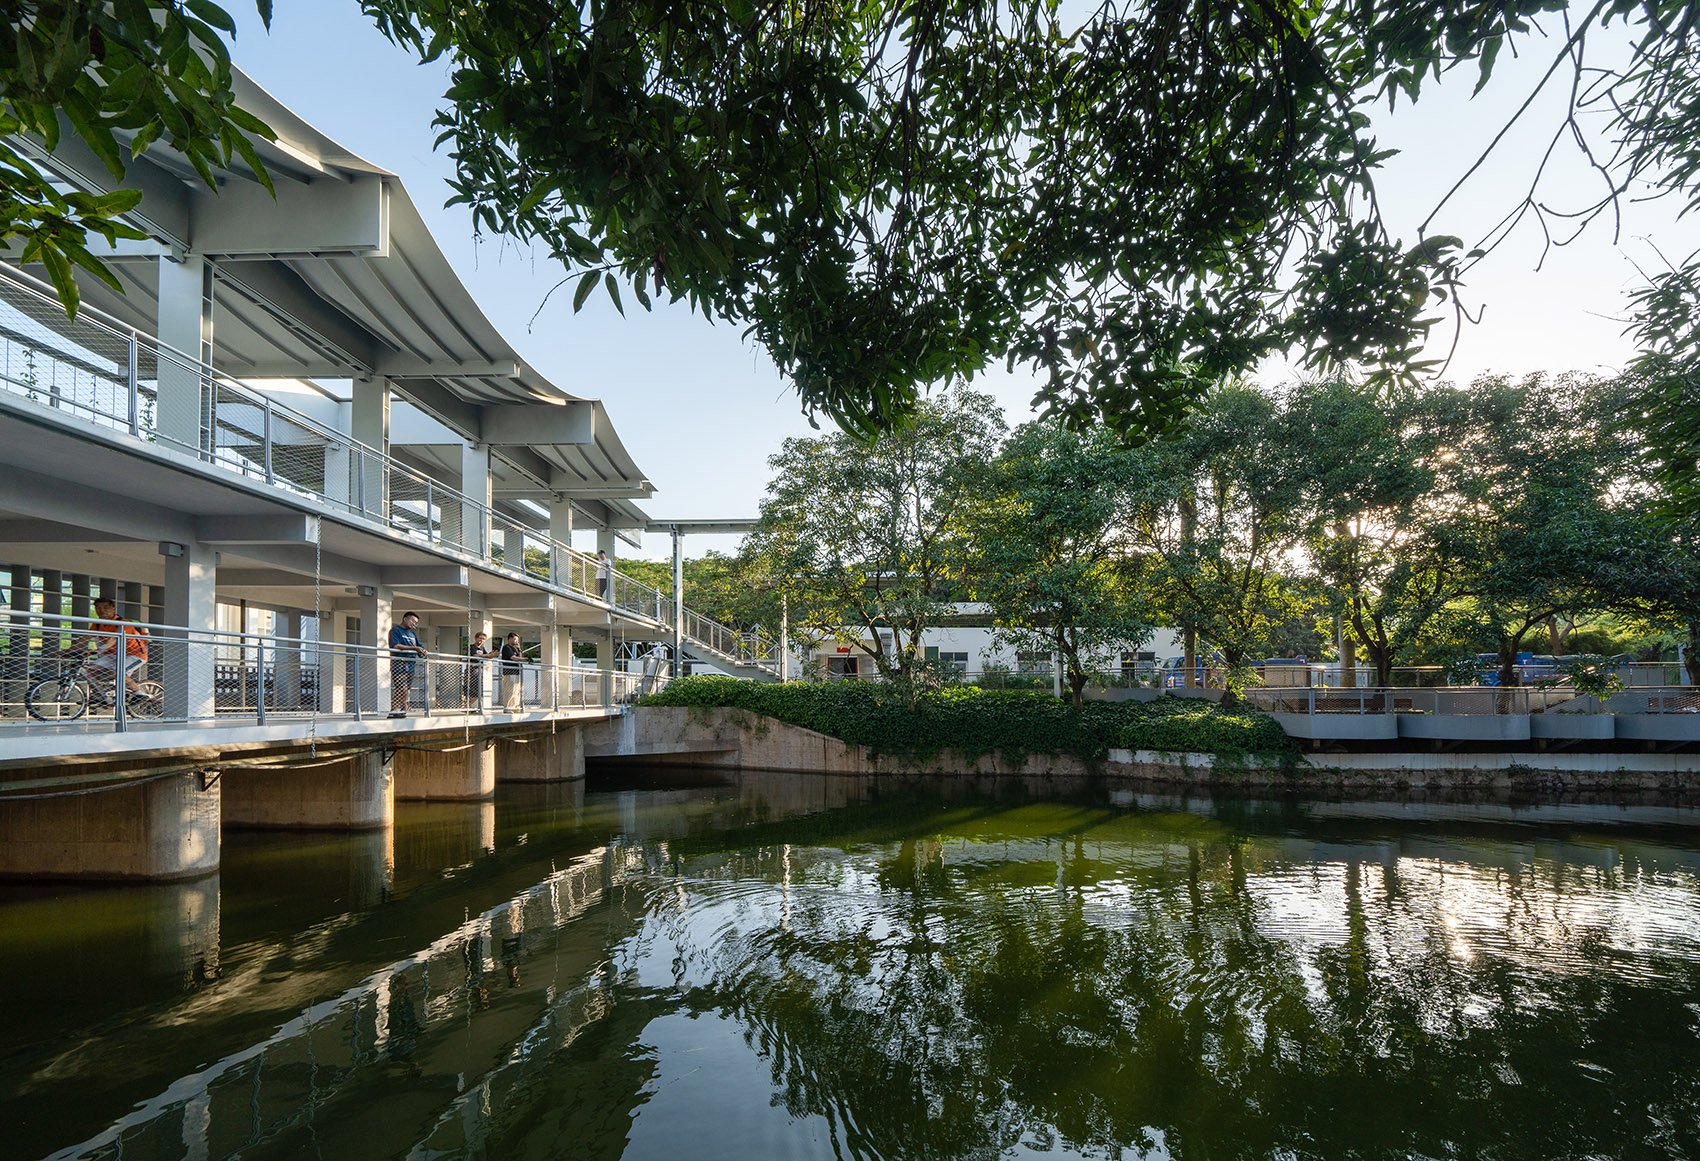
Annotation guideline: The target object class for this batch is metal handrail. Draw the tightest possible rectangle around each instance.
[0,263,778,675]
[0,609,656,731]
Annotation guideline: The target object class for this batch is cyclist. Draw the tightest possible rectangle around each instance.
[78,597,149,705]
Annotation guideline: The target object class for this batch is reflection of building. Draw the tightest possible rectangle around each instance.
[802,604,1181,682]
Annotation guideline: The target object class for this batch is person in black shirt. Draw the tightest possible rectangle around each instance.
[464,630,493,709]
[500,632,526,710]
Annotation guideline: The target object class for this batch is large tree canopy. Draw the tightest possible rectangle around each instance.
[358,0,1698,440]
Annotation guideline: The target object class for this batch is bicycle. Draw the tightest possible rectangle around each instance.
[25,650,165,722]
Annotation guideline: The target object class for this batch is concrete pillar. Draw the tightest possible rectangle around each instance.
[457,442,491,556]
[350,377,389,519]
[594,629,613,706]
[39,568,62,625]
[147,583,165,629]
[537,621,560,709]
[0,770,220,880]
[273,608,302,710]
[122,579,144,623]
[221,750,394,829]
[318,609,350,713]
[156,254,213,454]
[161,540,217,721]
[494,725,585,782]
[359,585,393,713]
[393,741,495,800]
[4,565,29,704]
[70,573,90,620]
[548,493,574,586]
[97,576,116,604]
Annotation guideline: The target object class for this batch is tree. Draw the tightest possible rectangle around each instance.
[1132,383,1312,704]
[2,1,276,316]
[743,386,1005,685]
[359,0,1698,441]
[1289,380,1471,687]
[966,422,1160,706]
[1440,373,1627,686]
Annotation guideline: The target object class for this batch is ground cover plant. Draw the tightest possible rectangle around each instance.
[640,675,1299,768]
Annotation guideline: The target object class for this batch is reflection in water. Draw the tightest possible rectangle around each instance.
[0,773,1698,1161]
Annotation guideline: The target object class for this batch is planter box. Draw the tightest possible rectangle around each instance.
[1529,713,1616,741]
[1397,714,1531,742]
[1271,713,1398,741]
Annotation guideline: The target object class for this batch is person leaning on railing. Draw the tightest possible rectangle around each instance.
[500,632,526,710]
[77,597,148,704]
[388,611,427,717]
[465,630,493,709]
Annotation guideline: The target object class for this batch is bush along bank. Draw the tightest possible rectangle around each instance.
[638,676,1301,769]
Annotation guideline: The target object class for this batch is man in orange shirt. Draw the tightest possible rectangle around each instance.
[81,597,148,700]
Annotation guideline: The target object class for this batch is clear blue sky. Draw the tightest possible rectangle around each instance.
[223,2,1694,560]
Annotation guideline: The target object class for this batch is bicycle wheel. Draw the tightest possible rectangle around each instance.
[127,681,165,719]
[26,677,89,721]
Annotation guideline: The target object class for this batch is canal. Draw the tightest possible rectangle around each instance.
[3,770,1698,1160]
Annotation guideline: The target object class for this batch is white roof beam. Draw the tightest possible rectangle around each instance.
[191,173,389,258]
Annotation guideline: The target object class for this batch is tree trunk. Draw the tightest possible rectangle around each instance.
[1686,619,1700,688]
[1369,643,1394,690]
[1497,639,1519,688]
[1341,631,1358,687]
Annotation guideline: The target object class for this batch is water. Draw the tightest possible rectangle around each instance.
[4,771,1700,1161]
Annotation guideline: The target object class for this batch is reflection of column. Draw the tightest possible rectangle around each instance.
[145,874,221,981]
[347,826,396,910]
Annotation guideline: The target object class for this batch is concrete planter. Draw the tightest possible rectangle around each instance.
[1271,712,1397,741]
[1395,714,1532,742]
[1529,713,1616,741]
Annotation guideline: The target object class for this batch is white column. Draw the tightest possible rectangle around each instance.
[274,607,302,711]
[456,442,491,556]
[358,585,393,714]
[160,540,217,721]
[350,377,389,520]
[537,620,560,709]
[318,609,348,713]
[549,493,574,587]
[156,255,213,454]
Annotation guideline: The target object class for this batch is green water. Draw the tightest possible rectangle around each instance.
[3,772,1699,1161]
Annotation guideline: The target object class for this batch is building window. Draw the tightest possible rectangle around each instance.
[1015,651,1052,676]
[937,651,968,674]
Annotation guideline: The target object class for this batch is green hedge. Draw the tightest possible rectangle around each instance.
[638,677,1300,769]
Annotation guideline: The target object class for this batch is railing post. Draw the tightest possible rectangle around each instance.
[424,480,434,542]
[256,638,267,725]
[356,448,366,514]
[352,650,363,721]
[127,331,140,437]
[262,398,274,484]
[113,643,128,734]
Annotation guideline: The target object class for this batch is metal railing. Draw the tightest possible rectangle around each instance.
[0,610,656,732]
[1244,685,1700,716]
[0,263,779,677]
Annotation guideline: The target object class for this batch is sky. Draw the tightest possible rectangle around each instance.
[220,2,1696,561]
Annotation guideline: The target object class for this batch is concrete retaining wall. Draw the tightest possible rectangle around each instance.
[221,751,394,829]
[589,707,1700,797]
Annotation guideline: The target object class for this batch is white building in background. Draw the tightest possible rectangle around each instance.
[800,604,1183,681]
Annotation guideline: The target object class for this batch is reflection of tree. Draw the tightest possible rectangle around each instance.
[666,815,1700,1161]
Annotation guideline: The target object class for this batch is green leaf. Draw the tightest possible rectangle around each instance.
[604,272,624,316]
[571,269,598,312]
[39,245,80,318]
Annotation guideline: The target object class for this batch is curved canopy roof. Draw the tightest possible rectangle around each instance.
[13,69,653,525]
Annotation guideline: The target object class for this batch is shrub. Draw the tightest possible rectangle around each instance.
[639,677,1301,767]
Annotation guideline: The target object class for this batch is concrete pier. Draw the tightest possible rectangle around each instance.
[393,741,496,800]
[0,771,220,881]
[493,726,585,782]
[221,751,394,830]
